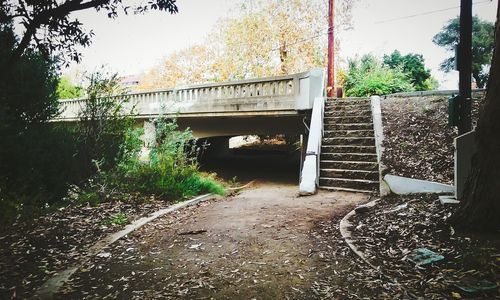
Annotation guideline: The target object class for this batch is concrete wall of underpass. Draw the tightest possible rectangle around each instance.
[175,114,310,138]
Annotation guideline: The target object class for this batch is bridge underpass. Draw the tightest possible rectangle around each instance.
[198,134,302,184]
[178,114,309,184]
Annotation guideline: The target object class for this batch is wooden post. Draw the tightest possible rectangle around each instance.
[458,0,472,134]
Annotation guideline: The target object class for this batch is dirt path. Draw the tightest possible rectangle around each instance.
[57,182,368,299]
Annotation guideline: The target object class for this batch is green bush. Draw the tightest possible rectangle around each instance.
[343,54,415,97]
[117,118,225,199]
[80,117,225,204]
[0,22,223,224]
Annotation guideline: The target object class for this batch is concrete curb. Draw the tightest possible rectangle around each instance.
[384,174,454,195]
[339,198,379,269]
[35,193,216,299]
[339,198,416,298]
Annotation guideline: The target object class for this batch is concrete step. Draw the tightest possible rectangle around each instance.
[327,103,372,111]
[319,186,377,194]
[324,110,372,117]
[320,168,379,181]
[325,98,370,106]
[323,137,375,146]
[320,160,378,171]
[321,152,377,162]
[319,177,379,191]
[321,145,377,154]
[324,130,374,138]
[324,116,372,124]
[324,123,373,131]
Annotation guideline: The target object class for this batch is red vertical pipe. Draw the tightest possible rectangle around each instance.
[327,0,335,97]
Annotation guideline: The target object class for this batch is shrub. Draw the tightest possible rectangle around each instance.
[343,54,415,97]
[116,118,225,200]
[80,117,225,204]
[74,71,135,179]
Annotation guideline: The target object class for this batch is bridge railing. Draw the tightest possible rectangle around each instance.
[57,69,325,120]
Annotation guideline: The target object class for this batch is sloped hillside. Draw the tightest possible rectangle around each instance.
[381,93,484,185]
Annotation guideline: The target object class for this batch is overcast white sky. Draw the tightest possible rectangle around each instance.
[66,0,498,89]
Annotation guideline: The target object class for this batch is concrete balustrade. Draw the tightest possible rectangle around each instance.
[57,69,325,121]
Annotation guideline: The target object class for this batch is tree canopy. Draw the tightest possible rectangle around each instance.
[0,0,178,65]
[138,0,357,89]
[57,76,83,99]
[433,16,494,88]
[383,50,436,91]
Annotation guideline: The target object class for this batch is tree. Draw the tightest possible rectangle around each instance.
[383,50,436,91]
[0,0,178,65]
[139,45,217,89]
[451,5,500,231]
[0,25,60,133]
[342,54,414,97]
[138,0,357,89]
[0,24,77,219]
[433,16,494,88]
[57,76,83,99]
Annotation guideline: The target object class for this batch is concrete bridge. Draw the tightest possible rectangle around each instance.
[58,69,325,138]
[57,68,383,196]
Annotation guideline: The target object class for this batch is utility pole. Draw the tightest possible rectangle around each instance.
[458,0,472,134]
[327,0,335,97]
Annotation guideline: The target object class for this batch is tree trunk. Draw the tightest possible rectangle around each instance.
[452,4,500,231]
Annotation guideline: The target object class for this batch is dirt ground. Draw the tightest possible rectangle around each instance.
[56,182,368,299]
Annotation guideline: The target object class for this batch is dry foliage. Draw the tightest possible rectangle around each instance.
[138,0,357,89]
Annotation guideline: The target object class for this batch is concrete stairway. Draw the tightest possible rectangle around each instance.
[319,98,379,194]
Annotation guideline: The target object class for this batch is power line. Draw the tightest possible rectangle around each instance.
[374,0,492,24]
[268,29,328,53]
[267,0,494,53]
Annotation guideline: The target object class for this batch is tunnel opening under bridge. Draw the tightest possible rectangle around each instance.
[198,134,304,185]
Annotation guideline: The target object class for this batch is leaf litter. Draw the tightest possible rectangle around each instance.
[310,194,499,299]
[381,93,484,184]
[0,199,173,299]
